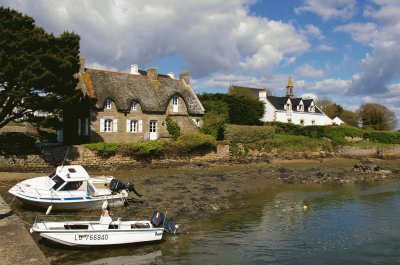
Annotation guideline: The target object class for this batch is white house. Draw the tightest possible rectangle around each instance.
[230,77,335,126]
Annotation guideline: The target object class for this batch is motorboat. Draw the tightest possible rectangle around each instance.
[9,165,140,210]
[30,202,179,246]
[30,204,168,246]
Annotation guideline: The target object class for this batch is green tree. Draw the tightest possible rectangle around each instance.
[198,93,264,126]
[165,116,181,140]
[339,109,359,127]
[0,7,81,129]
[357,103,398,131]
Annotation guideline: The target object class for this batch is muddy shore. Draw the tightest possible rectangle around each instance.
[1,158,399,235]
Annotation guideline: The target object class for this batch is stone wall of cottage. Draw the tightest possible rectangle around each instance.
[90,95,201,143]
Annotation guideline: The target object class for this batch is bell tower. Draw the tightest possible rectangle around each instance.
[286,76,294,98]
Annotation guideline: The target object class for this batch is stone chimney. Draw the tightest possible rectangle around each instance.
[130,64,139,75]
[79,57,85,73]
[146,68,158,81]
[167,72,175,79]
[180,72,191,85]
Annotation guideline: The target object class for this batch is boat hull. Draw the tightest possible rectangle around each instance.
[13,195,126,210]
[37,229,164,246]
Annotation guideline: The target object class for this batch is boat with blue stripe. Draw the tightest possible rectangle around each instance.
[9,165,141,210]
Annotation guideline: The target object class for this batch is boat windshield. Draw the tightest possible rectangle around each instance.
[51,175,65,190]
[48,171,56,178]
[60,181,83,191]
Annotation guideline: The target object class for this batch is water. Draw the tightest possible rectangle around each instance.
[2,178,400,264]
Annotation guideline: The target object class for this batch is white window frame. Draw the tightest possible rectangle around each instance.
[131,102,137,111]
[172,96,179,112]
[83,118,89,136]
[126,119,143,133]
[105,100,112,109]
[104,119,113,132]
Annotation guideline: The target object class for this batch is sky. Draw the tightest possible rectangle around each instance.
[1,0,400,128]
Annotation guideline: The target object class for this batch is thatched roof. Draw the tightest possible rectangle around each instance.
[79,68,204,115]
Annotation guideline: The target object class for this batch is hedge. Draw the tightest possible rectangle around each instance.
[171,132,216,154]
[224,124,275,143]
[84,133,216,159]
[265,122,400,145]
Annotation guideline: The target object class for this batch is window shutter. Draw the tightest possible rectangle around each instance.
[126,119,130,133]
[84,118,89,135]
[113,119,118,132]
[77,118,81,135]
[138,120,143,132]
[100,118,105,132]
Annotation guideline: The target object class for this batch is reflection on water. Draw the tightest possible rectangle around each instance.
[1,177,400,265]
[76,250,162,265]
[160,181,400,265]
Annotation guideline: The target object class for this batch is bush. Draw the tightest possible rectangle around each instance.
[200,111,227,140]
[172,132,216,154]
[0,132,36,147]
[120,140,166,158]
[363,131,400,144]
[165,116,181,140]
[224,124,275,143]
[84,143,121,158]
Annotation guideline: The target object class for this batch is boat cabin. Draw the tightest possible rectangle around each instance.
[48,165,91,192]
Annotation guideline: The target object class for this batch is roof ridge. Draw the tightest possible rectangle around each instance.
[85,68,176,81]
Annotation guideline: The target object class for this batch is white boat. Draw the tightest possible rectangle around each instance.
[30,205,166,246]
[9,165,140,210]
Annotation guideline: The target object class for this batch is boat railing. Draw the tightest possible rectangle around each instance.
[35,214,103,229]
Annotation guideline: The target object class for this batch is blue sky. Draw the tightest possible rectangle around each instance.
[1,0,400,128]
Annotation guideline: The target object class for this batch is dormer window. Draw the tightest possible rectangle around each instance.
[172,96,179,113]
[131,102,137,111]
[309,106,315,112]
[297,101,304,111]
[105,100,112,109]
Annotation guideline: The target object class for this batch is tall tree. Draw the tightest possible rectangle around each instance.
[357,103,398,131]
[0,7,81,129]
[340,109,359,127]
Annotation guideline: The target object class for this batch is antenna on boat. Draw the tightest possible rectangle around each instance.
[61,146,71,169]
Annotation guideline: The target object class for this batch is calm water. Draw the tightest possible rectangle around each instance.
[2,178,400,265]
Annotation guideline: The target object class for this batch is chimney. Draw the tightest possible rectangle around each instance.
[79,57,85,73]
[147,68,158,81]
[167,72,175,79]
[130,64,139,75]
[180,72,190,85]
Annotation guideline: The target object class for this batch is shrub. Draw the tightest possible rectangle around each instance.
[224,124,275,143]
[165,116,181,140]
[200,111,227,140]
[84,143,121,158]
[120,140,167,158]
[363,131,400,144]
[172,132,216,154]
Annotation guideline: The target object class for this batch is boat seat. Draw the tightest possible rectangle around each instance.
[132,223,150,229]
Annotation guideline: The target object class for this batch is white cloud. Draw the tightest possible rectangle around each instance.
[1,0,309,78]
[334,23,378,45]
[295,64,325,77]
[307,78,351,94]
[302,24,324,39]
[295,0,357,21]
[334,1,400,96]
[317,44,335,51]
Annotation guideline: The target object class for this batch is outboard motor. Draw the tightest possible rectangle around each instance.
[109,179,142,197]
[150,211,165,227]
[164,218,180,235]
[109,179,125,192]
[150,211,180,235]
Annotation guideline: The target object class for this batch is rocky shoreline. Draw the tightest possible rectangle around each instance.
[1,158,399,235]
